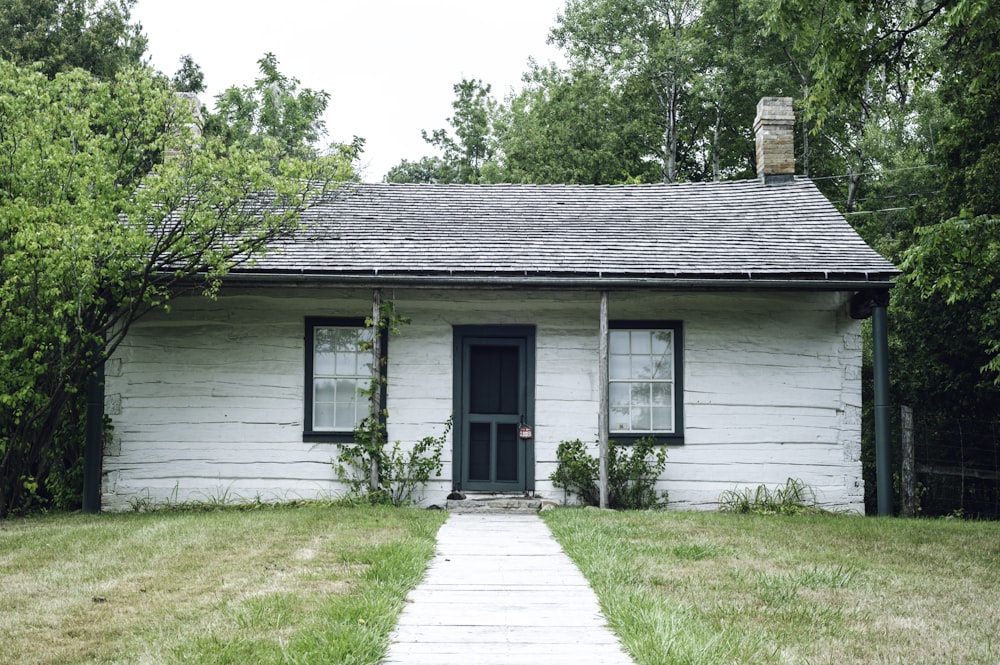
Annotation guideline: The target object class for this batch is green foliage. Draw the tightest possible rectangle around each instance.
[171,54,205,93]
[717,478,822,515]
[550,439,601,505]
[384,155,456,184]
[386,78,498,183]
[210,52,364,163]
[335,419,451,507]
[901,216,1000,382]
[550,438,668,510]
[0,0,147,79]
[0,60,355,516]
[498,64,662,184]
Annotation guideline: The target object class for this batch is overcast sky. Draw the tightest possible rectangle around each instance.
[133,1,567,182]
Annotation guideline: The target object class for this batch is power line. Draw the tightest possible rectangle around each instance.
[844,206,919,216]
[808,164,937,182]
[831,190,940,206]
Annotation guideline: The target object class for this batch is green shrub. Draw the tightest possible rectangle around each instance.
[717,477,822,515]
[335,418,451,507]
[551,438,668,509]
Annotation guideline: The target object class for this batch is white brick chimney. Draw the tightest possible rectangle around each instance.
[754,97,795,185]
[164,92,203,162]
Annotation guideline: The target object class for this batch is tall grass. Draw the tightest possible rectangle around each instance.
[0,504,446,665]
[543,509,1000,665]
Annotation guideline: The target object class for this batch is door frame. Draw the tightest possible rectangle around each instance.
[452,325,536,492]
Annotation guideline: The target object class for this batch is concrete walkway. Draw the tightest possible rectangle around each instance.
[383,513,636,665]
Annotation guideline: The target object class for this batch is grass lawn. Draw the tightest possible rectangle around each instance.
[543,509,1000,665]
[0,504,446,665]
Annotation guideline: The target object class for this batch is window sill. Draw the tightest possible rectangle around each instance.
[610,432,685,445]
[303,431,354,444]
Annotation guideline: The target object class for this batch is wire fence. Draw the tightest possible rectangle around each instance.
[912,416,1000,519]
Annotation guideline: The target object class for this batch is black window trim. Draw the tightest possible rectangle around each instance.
[608,319,684,445]
[303,316,387,444]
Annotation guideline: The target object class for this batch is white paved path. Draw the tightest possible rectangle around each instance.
[383,513,636,665]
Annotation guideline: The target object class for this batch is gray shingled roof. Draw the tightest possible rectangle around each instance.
[244,180,898,288]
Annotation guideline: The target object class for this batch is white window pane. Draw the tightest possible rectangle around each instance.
[630,382,650,406]
[651,383,672,406]
[651,331,671,355]
[313,403,336,429]
[335,351,358,375]
[652,354,673,380]
[610,354,630,380]
[610,408,631,431]
[316,327,368,375]
[334,400,358,429]
[631,406,651,430]
[631,330,651,354]
[610,330,629,354]
[311,326,375,432]
[606,327,678,435]
[314,379,337,403]
[335,379,359,401]
[316,327,355,352]
[652,406,673,431]
[610,383,630,407]
[631,356,652,380]
[314,350,335,375]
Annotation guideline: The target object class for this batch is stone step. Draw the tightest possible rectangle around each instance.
[445,494,543,514]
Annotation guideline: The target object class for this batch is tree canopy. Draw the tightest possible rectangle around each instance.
[0,59,357,516]
[0,0,147,78]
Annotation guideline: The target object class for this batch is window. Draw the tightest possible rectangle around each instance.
[609,321,683,443]
[304,318,377,442]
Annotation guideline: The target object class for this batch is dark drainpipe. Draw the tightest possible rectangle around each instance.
[851,289,893,516]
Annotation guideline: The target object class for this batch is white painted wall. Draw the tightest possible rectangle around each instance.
[103,287,864,513]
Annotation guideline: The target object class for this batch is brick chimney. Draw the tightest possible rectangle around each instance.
[754,97,795,185]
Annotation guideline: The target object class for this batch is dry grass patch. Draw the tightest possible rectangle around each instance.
[543,509,1000,665]
[0,504,446,665]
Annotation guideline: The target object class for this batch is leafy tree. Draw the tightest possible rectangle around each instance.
[551,0,704,182]
[386,78,499,184]
[497,62,660,184]
[900,0,1000,383]
[210,52,353,161]
[171,54,205,93]
[0,61,356,516]
[542,0,801,183]
[0,0,146,78]
[384,156,457,184]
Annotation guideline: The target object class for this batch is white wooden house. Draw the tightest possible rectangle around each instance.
[100,98,898,512]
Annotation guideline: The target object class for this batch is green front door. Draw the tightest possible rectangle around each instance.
[453,326,535,492]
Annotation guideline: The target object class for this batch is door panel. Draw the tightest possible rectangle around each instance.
[495,423,519,482]
[453,326,535,492]
[469,345,519,414]
[468,422,491,482]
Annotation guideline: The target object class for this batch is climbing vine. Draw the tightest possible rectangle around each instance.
[333,299,449,506]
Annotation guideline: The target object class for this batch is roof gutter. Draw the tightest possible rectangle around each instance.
[211,272,897,292]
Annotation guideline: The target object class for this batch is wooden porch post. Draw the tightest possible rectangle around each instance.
[599,291,609,509]
[370,288,382,493]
